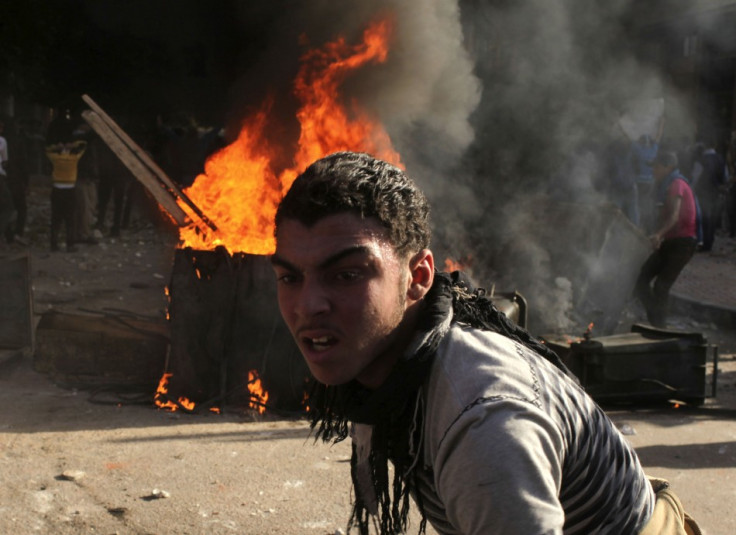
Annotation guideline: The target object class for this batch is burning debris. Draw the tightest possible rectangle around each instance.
[178,17,401,255]
[78,18,409,415]
[75,15,528,415]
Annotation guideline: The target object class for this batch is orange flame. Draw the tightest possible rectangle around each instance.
[445,258,462,272]
[584,322,595,339]
[444,255,474,273]
[178,17,401,254]
[247,370,269,414]
[178,109,282,255]
[154,372,196,412]
[282,16,401,189]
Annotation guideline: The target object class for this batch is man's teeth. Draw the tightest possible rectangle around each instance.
[310,337,331,350]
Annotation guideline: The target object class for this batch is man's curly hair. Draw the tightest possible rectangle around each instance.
[275,151,431,256]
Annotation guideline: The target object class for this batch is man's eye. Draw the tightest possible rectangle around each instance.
[276,273,298,284]
[335,270,361,282]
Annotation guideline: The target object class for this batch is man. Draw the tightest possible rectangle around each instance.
[603,130,638,225]
[635,151,698,329]
[693,137,727,251]
[272,151,697,534]
[726,131,736,238]
[3,118,30,245]
[0,119,15,248]
[71,121,99,245]
[631,117,665,233]
[46,138,87,252]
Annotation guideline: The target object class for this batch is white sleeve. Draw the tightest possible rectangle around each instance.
[433,398,565,535]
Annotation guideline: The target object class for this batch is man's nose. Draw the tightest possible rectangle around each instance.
[295,279,330,317]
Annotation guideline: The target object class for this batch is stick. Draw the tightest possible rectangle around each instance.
[81,94,218,232]
[82,110,190,226]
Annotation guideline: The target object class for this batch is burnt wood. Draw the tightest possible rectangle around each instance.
[166,248,310,412]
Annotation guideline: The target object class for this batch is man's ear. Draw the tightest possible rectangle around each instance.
[407,249,434,302]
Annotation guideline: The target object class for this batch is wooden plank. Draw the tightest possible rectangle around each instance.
[34,311,169,388]
[82,110,190,226]
[82,94,218,232]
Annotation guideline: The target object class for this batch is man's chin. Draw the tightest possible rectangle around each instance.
[307,365,353,387]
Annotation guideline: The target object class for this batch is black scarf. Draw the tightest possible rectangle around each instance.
[307,271,570,534]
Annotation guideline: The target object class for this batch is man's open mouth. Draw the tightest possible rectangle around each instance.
[305,336,336,352]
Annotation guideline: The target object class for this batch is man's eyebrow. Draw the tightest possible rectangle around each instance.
[270,254,297,271]
[270,245,372,271]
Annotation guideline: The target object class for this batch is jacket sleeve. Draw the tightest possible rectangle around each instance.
[433,397,565,535]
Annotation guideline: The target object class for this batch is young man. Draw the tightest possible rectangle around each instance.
[45,139,87,252]
[693,138,727,251]
[634,151,698,328]
[272,151,695,534]
[0,119,15,248]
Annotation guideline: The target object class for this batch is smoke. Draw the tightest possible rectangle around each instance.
[228,0,480,158]
[225,0,482,251]
[452,0,696,333]
[225,0,696,333]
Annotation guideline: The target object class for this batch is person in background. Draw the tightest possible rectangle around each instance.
[45,112,87,253]
[271,151,700,535]
[3,118,30,246]
[635,151,698,328]
[603,129,638,224]
[72,120,99,245]
[726,130,736,238]
[693,136,727,252]
[0,119,15,249]
[631,117,665,233]
[94,140,132,237]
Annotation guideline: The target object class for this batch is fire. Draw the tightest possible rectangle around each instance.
[178,16,401,254]
[566,322,596,345]
[444,255,473,273]
[302,378,311,413]
[178,110,282,255]
[282,16,401,189]
[154,372,196,412]
[583,322,594,341]
[247,370,269,414]
[154,370,270,414]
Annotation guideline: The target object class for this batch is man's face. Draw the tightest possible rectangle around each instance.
[652,162,671,182]
[272,213,415,388]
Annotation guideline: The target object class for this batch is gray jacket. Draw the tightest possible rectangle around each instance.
[354,323,655,534]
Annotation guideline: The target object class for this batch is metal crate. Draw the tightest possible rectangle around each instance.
[542,323,715,406]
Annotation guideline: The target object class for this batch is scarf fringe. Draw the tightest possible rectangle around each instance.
[309,271,568,534]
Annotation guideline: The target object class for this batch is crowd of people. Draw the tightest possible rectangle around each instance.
[602,120,735,248]
[0,108,225,254]
[0,109,132,253]
[592,118,734,328]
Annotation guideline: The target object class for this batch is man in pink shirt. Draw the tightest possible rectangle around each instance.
[634,151,698,327]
